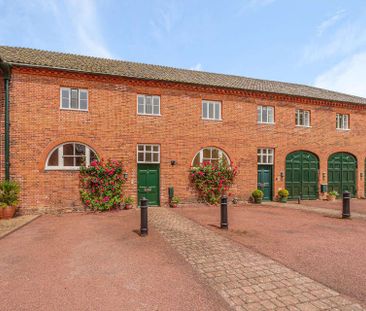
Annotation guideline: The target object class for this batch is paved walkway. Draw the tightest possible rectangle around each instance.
[262,201,366,220]
[150,207,364,311]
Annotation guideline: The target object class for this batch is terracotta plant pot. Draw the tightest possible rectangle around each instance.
[327,195,336,201]
[124,204,133,210]
[3,206,16,219]
[170,204,178,208]
[0,208,4,219]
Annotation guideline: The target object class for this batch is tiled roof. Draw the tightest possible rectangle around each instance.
[1,45,366,105]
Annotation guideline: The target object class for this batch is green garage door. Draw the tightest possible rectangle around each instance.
[328,153,356,197]
[286,151,319,200]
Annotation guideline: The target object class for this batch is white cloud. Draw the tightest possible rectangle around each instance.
[302,22,366,64]
[190,63,203,71]
[317,10,346,37]
[314,52,366,97]
[65,0,112,58]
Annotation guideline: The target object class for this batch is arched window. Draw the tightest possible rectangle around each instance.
[46,142,98,170]
[192,147,229,167]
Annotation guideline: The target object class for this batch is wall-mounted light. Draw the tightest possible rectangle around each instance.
[280,172,284,178]
[123,172,128,180]
[170,160,177,166]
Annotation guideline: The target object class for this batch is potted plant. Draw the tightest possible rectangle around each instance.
[124,196,134,209]
[278,189,289,203]
[170,196,180,208]
[252,189,264,204]
[0,203,6,219]
[0,180,20,219]
[327,190,338,201]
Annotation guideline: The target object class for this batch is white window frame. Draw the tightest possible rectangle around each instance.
[137,144,160,163]
[336,113,350,130]
[257,148,274,165]
[60,88,88,111]
[257,106,274,124]
[296,109,311,127]
[192,147,229,165]
[45,142,97,170]
[202,100,222,121]
[137,94,161,116]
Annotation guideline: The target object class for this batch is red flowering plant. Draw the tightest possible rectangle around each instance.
[190,158,237,204]
[79,159,127,211]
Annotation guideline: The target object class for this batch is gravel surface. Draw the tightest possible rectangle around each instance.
[0,210,228,311]
[0,215,39,238]
[174,204,366,307]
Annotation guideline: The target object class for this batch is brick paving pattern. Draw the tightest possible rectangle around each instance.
[150,207,364,311]
[263,202,366,220]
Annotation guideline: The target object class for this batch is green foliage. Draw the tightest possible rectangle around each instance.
[278,189,289,198]
[252,189,264,199]
[124,196,134,204]
[171,196,180,204]
[0,180,20,206]
[328,190,339,197]
[190,159,237,205]
[79,159,127,211]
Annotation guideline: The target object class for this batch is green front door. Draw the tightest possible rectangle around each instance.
[328,153,357,196]
[258,165,273,201]
[137,164,160,206]
[286,151,319,200]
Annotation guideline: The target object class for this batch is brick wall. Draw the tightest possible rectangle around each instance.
[6,67,366,212]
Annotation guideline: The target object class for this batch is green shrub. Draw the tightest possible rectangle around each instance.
[278,189,289,198]
[80,159,127,211]
[171,196,180,204]
[0,180,20,206]
[252,189,264,199]
[124,196,134,204]
[190,159,238,205]
[328,190,339,197]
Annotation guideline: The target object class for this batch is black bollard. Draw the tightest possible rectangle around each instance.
[220,195,228,229]
[342,191,351,219]
[140,197,148,236]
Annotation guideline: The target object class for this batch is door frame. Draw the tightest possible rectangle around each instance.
[137,163,161,206]
[257,164,273,201]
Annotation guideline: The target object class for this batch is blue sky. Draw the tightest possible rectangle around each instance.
[1,0,366,97]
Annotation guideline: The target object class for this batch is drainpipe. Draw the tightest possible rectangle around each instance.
[0,62,11,180]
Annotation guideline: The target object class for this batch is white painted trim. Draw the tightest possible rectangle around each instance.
[137,94,161,116]
[59,87,89,111]
[191,147,230,166]
[137,144,160,164]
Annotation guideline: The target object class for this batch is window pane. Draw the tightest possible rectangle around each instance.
[79,90,87,100]
[138,96,144,114]
[75,144,86,156]
[61,89,70,108]
[146,96,153,114]
[138,152,144,162]
[63,144,74,156]
[153,97,160,115]
[193,155,200,167]
[63,157,74,166]
[145,152,152,162]
[202,102,208,118]
[212,148,219,158]
[153,145,159,152]
[90,150,98,162]
[71,89,78,109]
[75,156,84,166]
[208,103,214,119]
[203,149,210,158]
[257,106,261,122]
[48,149,59,166]
[214,103,220,119]
[138,145,144,151]
[145,145,151,151]
[268,107,274,122]
[153,153,159,162]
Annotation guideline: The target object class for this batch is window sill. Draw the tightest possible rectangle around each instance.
[202,118,223,122]
[336,128,350,131]
[137,113,162,117]
[296,125,311,128]
[60,108,88,112]
[257,122,275,125]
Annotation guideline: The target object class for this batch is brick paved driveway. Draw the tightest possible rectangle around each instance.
[0,211,228,311]
[173,204,366,309]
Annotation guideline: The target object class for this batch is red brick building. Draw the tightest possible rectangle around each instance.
[1,46,366,212]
